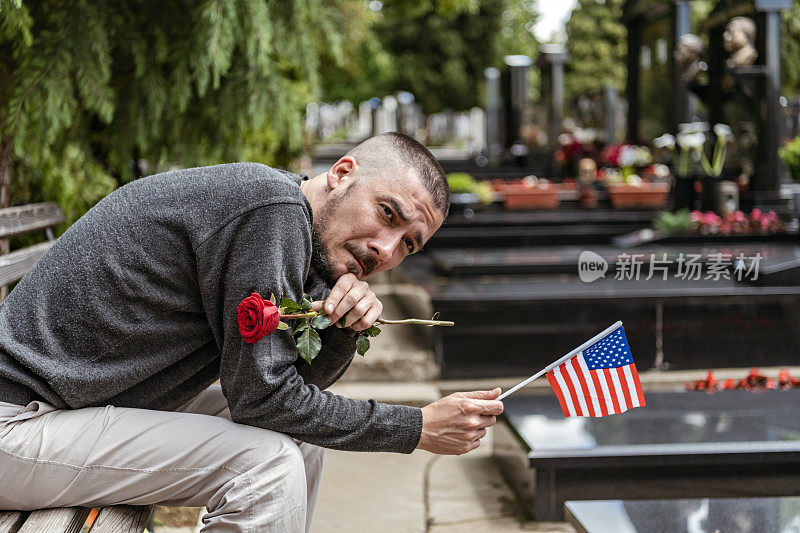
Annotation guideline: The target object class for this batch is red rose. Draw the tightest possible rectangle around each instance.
[237,292,280,344]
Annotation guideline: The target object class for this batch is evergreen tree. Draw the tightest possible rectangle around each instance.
[564,0,627,104]
[0,0,351,239]
[375,0,505,113]
[783,0,800,96]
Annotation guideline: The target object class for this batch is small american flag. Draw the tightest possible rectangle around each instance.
[546,325,645,417]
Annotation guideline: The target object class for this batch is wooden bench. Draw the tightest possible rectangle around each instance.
[0,506,153,533]
[0,202,65,300]
[0,202,156,531]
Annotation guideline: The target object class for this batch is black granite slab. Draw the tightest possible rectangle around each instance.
[426,275,800,377]
[427,223,650,248]
[443,209,657,228]
[430,244,795,277]
[494,391,800,521]
[565,496,800,533]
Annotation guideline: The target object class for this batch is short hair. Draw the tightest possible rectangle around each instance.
[346,132,450,217]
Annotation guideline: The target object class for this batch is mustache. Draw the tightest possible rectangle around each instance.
[344,242,378,276]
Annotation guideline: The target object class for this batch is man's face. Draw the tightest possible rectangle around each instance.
[310,168,444,286]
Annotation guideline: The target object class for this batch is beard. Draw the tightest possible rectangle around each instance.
[309,184,377,286]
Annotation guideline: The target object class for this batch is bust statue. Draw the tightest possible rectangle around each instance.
[674,33,706,82]
[724,17,758,68]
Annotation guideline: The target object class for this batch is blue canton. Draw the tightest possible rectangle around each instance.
[583,327,632,369]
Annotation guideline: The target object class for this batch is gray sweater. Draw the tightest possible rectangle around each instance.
[0,163,422,453]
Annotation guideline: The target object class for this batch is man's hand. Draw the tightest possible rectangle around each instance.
[312,273,383,332]
[416,389,504,455]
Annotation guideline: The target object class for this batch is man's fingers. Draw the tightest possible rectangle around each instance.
[351,299,382,331]
[458,388,502,400]
[332,286,367,326]
[478,415,497,429]
[468,399,504,415]
[312,301,323,312]
[324,274,357,322]
[343,295,371,328]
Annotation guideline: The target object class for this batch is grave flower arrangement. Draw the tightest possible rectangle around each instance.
[689,208,785,235]
[686,368,800,392]
[601,143,653,183]
[654,122,733,177]
[237,292,453,364]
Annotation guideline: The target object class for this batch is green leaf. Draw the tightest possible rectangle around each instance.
[281,297,300,310]
[276,321,289,330]
[311,315,331,329]
[364,325,381,337]
[269,293,276,304]
[297,327,322,364]
[300,294,314,310]
[338,316,347,328]
[292,318,310,335]
[356,335,370,356]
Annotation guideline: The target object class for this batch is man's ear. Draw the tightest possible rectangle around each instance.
[327,156,357,190]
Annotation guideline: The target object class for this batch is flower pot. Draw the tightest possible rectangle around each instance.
[502,186,560,210]
[606,183,670,209]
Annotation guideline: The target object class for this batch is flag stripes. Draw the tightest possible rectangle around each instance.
[547,352,645,418]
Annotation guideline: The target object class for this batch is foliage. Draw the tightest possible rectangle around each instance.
[779,134,800,182]
[279,293,381,364]
[564,0,627,104]
[653,209,693,233]
[0,0,352,230]
[446,172,493,203]
[373,0,505,113]
[319,0,506,113]
[497,1,540,100]
[783,0,800,96]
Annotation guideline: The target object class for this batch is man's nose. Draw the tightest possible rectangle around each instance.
[369,230,402,262]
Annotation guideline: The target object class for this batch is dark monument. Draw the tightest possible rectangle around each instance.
[702,0,792,201]
[624,0,696,143]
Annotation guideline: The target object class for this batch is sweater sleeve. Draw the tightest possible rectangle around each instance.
[195,203,422,453]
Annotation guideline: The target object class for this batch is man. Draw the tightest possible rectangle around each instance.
[0,132,503,531]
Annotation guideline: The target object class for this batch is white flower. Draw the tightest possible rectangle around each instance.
[678,121,710,134]
[635,146,652,166]
[603,167,623,183]
[618,145,638,167]
[653,133,676,149]
[557,133,573,146]
[652,163,671,179]
[713,123,733,141]
[627,174,643,186]
[574,127,597,143]
[678,131,706,149]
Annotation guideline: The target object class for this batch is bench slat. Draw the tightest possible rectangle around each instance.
[16,507,90,533]
[0,241,54,287]
[0,512,28,533]
[0,202,65,240]
[88,506,152,533]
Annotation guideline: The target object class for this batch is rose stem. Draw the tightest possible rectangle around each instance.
[279,311,453,326]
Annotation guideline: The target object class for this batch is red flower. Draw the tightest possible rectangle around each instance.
[237,292,280,344]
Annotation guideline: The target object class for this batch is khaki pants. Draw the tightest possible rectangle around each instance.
[0,385,324,532]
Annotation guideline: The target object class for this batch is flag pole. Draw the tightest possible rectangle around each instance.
[498,321,623,400]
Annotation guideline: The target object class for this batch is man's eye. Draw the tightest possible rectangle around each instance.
[404,238,414,253]
[383,205,393,218]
